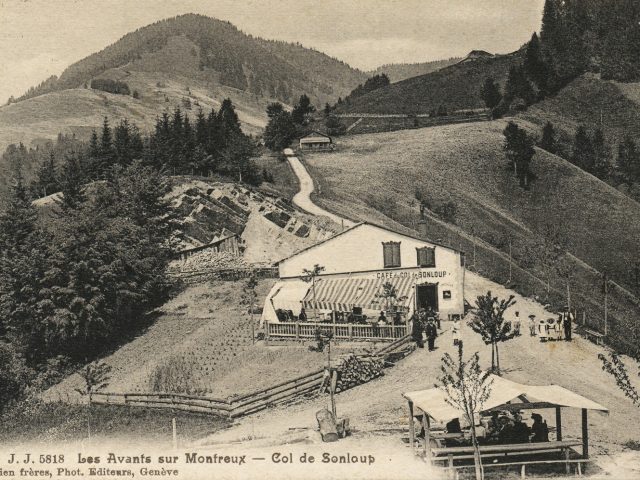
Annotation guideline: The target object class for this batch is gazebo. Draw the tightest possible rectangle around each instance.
[403,375,608,477]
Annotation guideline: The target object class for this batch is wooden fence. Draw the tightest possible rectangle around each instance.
[266,321,409,341]
[91,335,414,419]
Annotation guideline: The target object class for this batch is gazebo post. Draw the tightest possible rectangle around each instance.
[408,400,415,453]
[422,413,431,463]
[581,408,589,459]
[555,406,563,441]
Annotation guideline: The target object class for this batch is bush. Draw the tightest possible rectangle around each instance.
[90,79,131,95]
[148,356,202,394]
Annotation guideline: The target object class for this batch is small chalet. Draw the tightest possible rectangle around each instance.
[299,131,333,151]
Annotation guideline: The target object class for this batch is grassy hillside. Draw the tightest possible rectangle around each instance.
[368,57,462,83]
[337,51,522,114]
[302,121,640,354]
[520,74,640,144]
[17,14,366,108]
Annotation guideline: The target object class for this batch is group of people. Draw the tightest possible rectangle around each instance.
[441,411,550,447]
[410,307,440,351]
[376,311,405,327]
[524,307,574,342]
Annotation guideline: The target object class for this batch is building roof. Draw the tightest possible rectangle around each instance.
[299,130,332,143]
[403,374,608,424]
[276,221,463,266]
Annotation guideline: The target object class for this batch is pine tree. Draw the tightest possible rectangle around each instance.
[539,122,557,154]
[113,119,131,166]
[617,137,640,183]
[291,94,315,125]
[572,126,594,172]
[503,122,535,187]
[524,33,549,93]
[218,99,241,135]
[60,154,85,210]
[591,128,611,179]
[266,102,285,119]
[263,111,297,151]
[480,77,502,110]
[35,152,59,197]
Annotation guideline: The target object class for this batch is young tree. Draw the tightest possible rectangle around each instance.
[591,128,611,179]
[524,32,549,93]
[468,291,516,374]
[539,121,557,154]
[75,361,112,438]
[241,272,259,344]
[375,282,408,312]
[325,115,346,136]
[598,351,639,407]
[302,264,326,321]
[34,152,59,197]
[480,77,502,110]
[439,342,493,480]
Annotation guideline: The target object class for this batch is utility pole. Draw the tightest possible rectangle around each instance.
[508,236,512,284]
[603,272,609,336]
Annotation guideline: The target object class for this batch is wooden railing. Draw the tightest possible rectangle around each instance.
[91,335,414,419]
[266,321,409,341]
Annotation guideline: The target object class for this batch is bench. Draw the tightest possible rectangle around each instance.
[581,328,605,345]
[429,441,583,479]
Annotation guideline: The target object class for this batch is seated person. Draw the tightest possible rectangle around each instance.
[377,311,387,326]
[497,416,515,444]
[298,308,307,322]
[511,413,531,444]
[446,418,462,434]
[393,312,403,325]
[530,413,549,442]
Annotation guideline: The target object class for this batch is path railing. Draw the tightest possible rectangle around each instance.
[266,321,409,341]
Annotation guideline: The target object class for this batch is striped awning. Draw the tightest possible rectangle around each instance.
[302,276,415,312]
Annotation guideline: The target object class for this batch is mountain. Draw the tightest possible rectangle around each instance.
[367,57,461,83]
[0,14,367,195]
[15,14,366,108]
[337,50,523,114]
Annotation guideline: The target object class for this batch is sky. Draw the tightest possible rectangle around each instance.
[0,0,545,102]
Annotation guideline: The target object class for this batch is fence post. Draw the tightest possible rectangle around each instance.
[348,324,353,340]
[295,322,300,341]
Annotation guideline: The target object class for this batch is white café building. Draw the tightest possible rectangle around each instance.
[261,222,465,341]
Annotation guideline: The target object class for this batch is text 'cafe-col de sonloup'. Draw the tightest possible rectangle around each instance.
[261,222,466,341]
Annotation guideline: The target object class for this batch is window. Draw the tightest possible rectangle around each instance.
[417,246,436,267]
[383,241,401,268]
[443,290,452,299]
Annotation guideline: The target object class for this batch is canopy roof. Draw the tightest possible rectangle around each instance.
[403,375,608,424]
[270,280,310,315]
[302,275,414,312]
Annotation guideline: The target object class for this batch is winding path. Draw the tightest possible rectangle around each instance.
[287,155,356,228]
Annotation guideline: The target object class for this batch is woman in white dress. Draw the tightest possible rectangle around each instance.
[452,316,461,345]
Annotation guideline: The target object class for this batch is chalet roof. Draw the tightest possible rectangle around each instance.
[276,221,463,266]
[299,130,332,142]
[404,375,608,424]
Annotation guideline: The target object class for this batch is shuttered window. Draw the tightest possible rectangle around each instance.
[383,241,401,268]
[417,247,436,267]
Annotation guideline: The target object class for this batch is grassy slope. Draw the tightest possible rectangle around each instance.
[303,120,640,351]
[368,57,462,83]
[338,51,522,114]
[521,74,640,144]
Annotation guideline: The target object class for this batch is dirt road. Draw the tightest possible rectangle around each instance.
[288,155,356,228]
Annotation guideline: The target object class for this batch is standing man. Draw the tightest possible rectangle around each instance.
[528,314,537,336]
[411,311,424,348]
[513,311,522,336]
[426,319,438,351]
[563,308,573,341]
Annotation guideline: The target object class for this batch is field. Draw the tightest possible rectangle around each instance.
[43,279,369,403]
[302,120,640,354]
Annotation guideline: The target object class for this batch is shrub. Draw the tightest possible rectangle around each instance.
[148,356,202,394]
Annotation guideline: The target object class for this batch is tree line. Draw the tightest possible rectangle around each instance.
[0,161,174,410]
[4,98,262,200]
[482,0,640,118]
[502,120,640,192]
